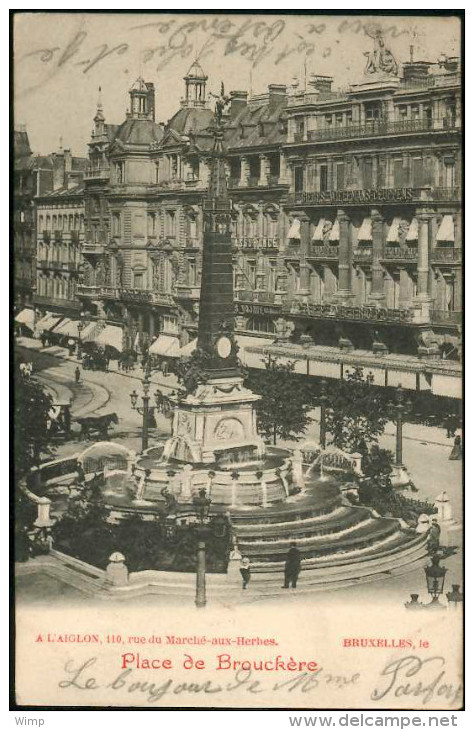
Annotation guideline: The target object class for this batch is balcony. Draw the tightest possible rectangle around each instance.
[281,301,415,324]
[42,232,51,244]
[82,243,105,255]
[431,248,462,263]
[353,248,373,262]
[235,290,277,304]
[77,284,101,297]
[174,286,200,300]
[431,310,462,325]
[119,288,153,303]
[431,187,461,201]
[84,165,110,181]
[70,231,80,245]
[309,245,339,259]
[54,230,62,242]
[296,118,457,145]
[233,237,280,251]
[382,246,418,262]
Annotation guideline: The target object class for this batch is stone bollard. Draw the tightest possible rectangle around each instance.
[106,552,129,587]
[34,497,54,529]
[416,513,430,534]
[434,492,454,525]
[227,547,243,584]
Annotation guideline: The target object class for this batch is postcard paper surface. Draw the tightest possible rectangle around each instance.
[13,11,463,710]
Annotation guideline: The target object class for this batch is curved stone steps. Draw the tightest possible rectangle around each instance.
[234,506,373,540]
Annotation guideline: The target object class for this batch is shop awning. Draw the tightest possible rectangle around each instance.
[15,308,35,329]
[406,217,419,242]
[51,318,79,338]
[179,338,197,358]
[311,219,326,242]
[148,335,180,357]
[329,219,340,242]
[236,335,275,367]
[80,321,102,343]
[386,217,401,244]
[436,215,455,243]
[95,325,124,352]
[35,314,63,333]
[287,218,301,240]
[357,217,373,242]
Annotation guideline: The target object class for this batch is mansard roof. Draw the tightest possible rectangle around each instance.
[166,106,214,137]
[113,118,164,147]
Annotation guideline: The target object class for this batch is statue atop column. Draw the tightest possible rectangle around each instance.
[209,82,230,127]
[364,28,398,77]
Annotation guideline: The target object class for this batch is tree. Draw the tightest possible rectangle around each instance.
[245,355,315,445]
[169,348,213,394]
[324,367,389,456]
[14,369,55,484]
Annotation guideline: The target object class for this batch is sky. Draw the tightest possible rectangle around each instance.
[13,12,461,157]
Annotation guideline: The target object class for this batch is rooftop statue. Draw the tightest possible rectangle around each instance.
[364,29,398,77]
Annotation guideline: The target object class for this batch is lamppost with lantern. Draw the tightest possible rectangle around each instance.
[318,378,329,450]
[387,383,412,488]
[77,312,86,357]
[193,488,212,609]
[129,363,165,451]
[404,554,461,610]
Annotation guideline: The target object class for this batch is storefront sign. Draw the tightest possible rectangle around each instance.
[235,302,281,316]
[297,188,415,205]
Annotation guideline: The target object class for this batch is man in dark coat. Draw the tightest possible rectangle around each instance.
[283,541,302,589]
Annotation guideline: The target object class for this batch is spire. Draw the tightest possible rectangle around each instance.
[197,91,238,377]
[94,86,105,123]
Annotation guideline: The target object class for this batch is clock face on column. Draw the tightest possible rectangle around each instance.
[216,336,232,359]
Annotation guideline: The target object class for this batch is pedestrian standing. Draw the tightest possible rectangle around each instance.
[240,556,251,590]
[427,519,441,554]
[282,541,302,589]
[449,435,462,461]
[75,366,81,384]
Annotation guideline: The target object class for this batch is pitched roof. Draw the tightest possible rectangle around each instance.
[113,118,164,146]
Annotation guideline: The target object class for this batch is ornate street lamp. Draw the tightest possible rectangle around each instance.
[129,363,165,451]
[424,554,448,608]
[387,384,412,485]
[319,378,329,450]
[193,488,212,609]
[77,312,86,355]
[446,584,464,609]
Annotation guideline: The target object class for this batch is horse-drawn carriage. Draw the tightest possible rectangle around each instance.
[75,412,119,441]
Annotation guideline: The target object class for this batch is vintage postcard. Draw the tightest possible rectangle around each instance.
[12,11,463,710]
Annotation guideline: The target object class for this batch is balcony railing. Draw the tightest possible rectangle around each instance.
[431,310,462,325]
[235,290,277,304]
[77,284,101,297]
[382,246,418,261]
[282,301,415,324]
[233,237,280,251]
[309,245,339,259]
[431,187,461,201]
[297,118,457,144]
[84,166,110,181]
[431,248,462,263]
[353,248,373,261]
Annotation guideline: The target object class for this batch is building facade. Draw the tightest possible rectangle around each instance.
[45,41,461,394]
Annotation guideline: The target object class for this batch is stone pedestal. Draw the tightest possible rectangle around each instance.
[106,553,129,586]
[391,464,412,489]
[227,548,243,583]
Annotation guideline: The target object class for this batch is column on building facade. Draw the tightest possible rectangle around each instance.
[369,208,385,304]
[297,214,311,298]
[335,209,353,300]
[278,152,289,185]
[416,213,431,299]
[239,157,250,187]
[258,154,270,186]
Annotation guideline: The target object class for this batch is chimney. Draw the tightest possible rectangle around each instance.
[268,84,287,110]
[146,82,155,121]
[229,90,248,119]
[63,148,72,173]
[308,74,333,94]
[402,60,431,82]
